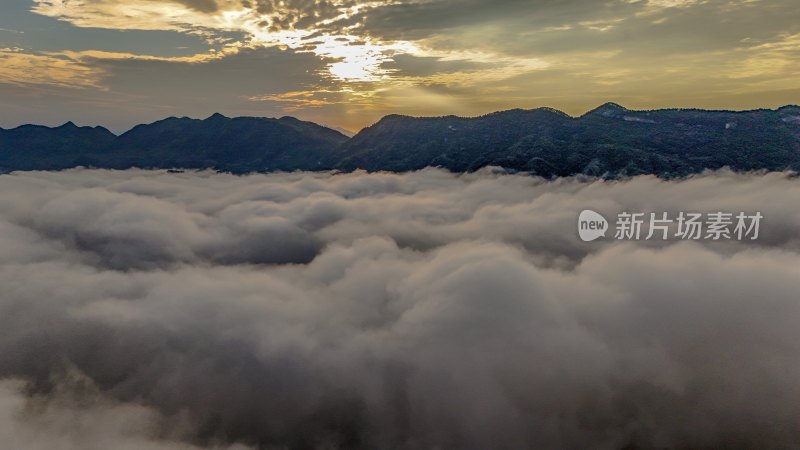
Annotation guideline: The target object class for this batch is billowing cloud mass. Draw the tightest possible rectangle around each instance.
[1,168,800,449]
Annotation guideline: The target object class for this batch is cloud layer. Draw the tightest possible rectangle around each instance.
[1,168,800,449]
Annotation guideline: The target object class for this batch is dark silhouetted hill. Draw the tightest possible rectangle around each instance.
[109,114,349,172]
[2,105,799,176]
[0,114,349,173]
[0,122,116,170]
[334,104,800,176]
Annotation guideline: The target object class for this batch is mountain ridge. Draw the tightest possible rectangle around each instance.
[1,105,799,176]
[6,104,799,134]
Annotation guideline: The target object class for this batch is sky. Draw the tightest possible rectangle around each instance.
[0,0,799,133]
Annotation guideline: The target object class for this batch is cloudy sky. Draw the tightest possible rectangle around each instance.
[1,0,799,132]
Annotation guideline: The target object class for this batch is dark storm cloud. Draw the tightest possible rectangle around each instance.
[1,169,800,449]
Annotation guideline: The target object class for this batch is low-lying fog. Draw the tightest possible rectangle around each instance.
[1,168,799,449]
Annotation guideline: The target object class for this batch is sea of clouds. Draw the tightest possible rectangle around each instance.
[0,168,799,449]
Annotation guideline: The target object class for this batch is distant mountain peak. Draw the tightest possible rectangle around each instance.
[583,102,629,118]
[380,114,411,121]
[367,114,413,128]
[331,126,355,137]
[205,113,228,121]
[600,102,627,110]
[535,106,571,117]
[58,121,78,129]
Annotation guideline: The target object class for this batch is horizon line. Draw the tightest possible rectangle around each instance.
[3,102,799,136]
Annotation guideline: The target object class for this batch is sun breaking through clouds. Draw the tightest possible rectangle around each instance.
[0,0,799,131]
